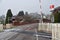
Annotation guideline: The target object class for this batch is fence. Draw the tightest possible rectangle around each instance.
[0,24,3,31]
[6,24,13,29]
[38,23,60,40]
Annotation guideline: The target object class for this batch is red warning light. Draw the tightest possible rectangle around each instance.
[50,5,54,9]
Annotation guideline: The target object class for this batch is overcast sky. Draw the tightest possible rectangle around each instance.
[0,0,60,16]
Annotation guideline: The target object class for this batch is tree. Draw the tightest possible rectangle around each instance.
[15,11,24,22]
[25,12,29,16]
[0,15,5,24]
[17,11,24,16]
[54,11,60,23]
[24,15,32,22]
[51,6,60,23]
[5,9,13,24]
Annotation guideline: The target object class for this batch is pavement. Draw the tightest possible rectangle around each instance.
[0,23,52,40]
[0,32,18,40]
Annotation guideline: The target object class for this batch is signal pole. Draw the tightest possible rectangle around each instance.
[35,0,43,40]
[39,0,43,23]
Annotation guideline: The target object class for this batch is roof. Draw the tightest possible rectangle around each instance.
[51,6,60,13]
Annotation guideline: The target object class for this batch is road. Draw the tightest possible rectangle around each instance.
[1,23,52,40]
[8,33,51,40]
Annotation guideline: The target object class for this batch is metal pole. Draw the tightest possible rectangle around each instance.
[36,0,43,40]
[35,28,38,40]
[39,0,43,31]
[39,0,43,23]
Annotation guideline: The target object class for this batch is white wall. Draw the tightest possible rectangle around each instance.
[38,23,60,40]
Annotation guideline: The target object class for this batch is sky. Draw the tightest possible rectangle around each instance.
[0,0,60,16]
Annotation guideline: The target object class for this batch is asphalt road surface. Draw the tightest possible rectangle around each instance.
[8,33,51,40]
[3,23,52,40]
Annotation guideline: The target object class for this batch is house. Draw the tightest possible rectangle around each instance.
[43,19,51,23]
[51,6,60,14]
[11,12,52,26]
[42,14,51,23]
[11,12,40,26]
[51,6,60,23]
